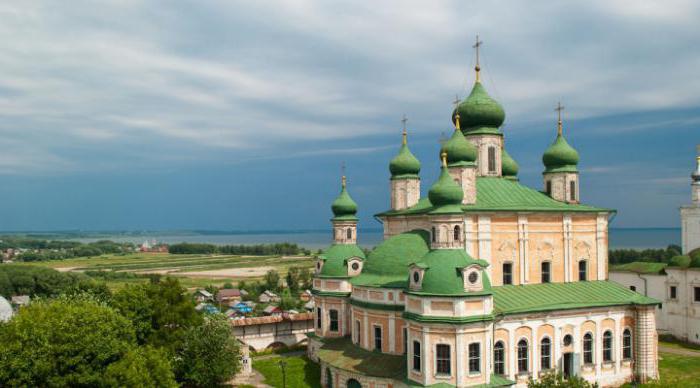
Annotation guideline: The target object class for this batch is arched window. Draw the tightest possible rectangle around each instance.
[494,341,505,375]
[346,228,353,240]
[431,227,436,243]
[503,263,513,285]
[488,146,496,173]
[623,329,632,359]
[329,309,339,332]
[517,339,529,373]
[453,225,461,242]
[540,337,552,370]
[603,331,613,362]
[583,333,593,364]
[578,260,588,281]
[541,261,551,283]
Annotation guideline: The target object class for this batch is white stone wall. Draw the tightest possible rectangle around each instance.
[543,172,579,203]
[681,205,700,254]
[466,134,503,177]
[664,268,700,344]
[391,178,421,211]
[448,166,477,204]
[609,271,668,332]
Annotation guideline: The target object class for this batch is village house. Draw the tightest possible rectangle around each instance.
[194,289,213,303]
[259,290,280,303]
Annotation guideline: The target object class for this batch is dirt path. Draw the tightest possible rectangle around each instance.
[659,344,700,357]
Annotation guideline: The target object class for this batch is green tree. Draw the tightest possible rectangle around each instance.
[104,346,177,388]
[264,270,280,292]
[0,297,137,387]
[176,315,241,387]
[528,373,599,388]
[285,267,300,293]
[278,288,298,311]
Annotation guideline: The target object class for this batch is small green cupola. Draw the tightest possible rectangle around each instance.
[440,113,478,166]
[428,152,464,213]
[389,130,421,179]
[502,147,519,180]
[331,176,358,221]
[542,112,579,173]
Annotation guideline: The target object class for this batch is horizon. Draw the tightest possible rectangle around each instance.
[1,2,699,231]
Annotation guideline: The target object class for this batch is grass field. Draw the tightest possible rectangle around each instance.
[253,355,321,388]
[32,252,314,289]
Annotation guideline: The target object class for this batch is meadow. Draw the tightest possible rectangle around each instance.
[33,252,315,289]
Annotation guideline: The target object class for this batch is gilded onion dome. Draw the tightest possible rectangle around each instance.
[428,153,464,212]
[389,131,421,178]
[451,82,505,134]
[502,148,519,179]
[331,176,358,220]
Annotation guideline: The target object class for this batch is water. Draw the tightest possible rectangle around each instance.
[69,228,680,251]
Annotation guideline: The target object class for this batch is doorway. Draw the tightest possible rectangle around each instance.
[563,353,573,378]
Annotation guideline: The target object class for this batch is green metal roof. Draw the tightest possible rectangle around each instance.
[493,281,660,316]
[331,183,358,221]
[407,249,491,297]
[610,261,667,275]
[377,177,611,217]
[441,128,477,165]
[351,230,430,288]
[317,244,365,278]
[317,336,406,380]
[452,81,505,133]
[390,140,421,177]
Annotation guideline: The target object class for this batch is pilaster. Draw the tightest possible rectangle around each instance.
[635,306,659,382]
[563,214,573,282]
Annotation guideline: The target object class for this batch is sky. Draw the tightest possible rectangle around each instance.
[0,0,699,231]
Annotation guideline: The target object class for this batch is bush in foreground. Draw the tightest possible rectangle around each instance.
[528,373,599,388]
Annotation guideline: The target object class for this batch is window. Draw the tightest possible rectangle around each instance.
[546,181,552,195]
[374,326,382,351]
[570,181,576,201]
[347,228,353,239]
[517,339,529,373]
[351,262,359,271]
[578,260,587,281]
[540,337,551,370]
[403,328,408,354]
[413,271,420,284]
[436,344,451,375]
[494,341,505,375]
[603,331,613,362]
[468,271,479,284]
[412,341,421,371]
[541,262,551,283]
[316,308,322,329]
[468,343,480,373]
[503,263,513,285]
[488,147,496,173]
[623,329,632,359]
[453,225,461,242]
[630,285,636,292]
[329,309,339,332]
[670,286,677,299]
[695,287,700,302]
[355,320,361,344]
[583,333,593,364]
[431,227,436,243]
[563,334,573,347]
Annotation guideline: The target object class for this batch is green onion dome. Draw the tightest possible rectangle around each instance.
[428,154,464,209]
[409,249,491,297]
[502,148,519,178]
[542,132,579,173]
[452,82,505,133]
[331,177,358,220]
[440,128,477,165]
[389,133,421,178]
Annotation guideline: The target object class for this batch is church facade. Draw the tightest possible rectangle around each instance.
[308,54,659,388]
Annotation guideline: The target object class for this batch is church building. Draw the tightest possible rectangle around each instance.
[308,43,660,388]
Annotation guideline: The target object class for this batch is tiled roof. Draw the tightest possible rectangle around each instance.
[610,261,667,275]
[377,177,611,216]
[493,281,659,315]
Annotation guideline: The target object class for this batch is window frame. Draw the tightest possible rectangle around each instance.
[412,340,422,372]
[541,261,551,283]
[583,332,594,365]
[578,260,588,281]
[546,180,552,195]
[694,286,700,303]
[453,225,461,242]
[329,309,339,332]
[503,262,513,285]
[373,325,382,351]
[517,339,529,374]
[670,285,677,300]
[540,337,552,370]
[570,180,576,201]
[316,307,322,329]
[494,341,505,376]
[435,343,451,376]
[468,342,481,374]
[487,146,496,173]
[622,329,633,360]
[603,330,613,362]
[346,228,353,240]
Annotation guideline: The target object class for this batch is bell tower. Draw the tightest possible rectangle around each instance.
[542,102,580,203]
[681,145,700,254]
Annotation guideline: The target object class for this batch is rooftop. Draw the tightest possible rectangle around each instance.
[316,336,406,380]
